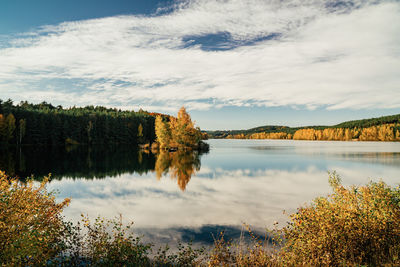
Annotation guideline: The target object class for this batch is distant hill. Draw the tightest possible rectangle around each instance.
[206,113,400,139]
[334,114,400,128]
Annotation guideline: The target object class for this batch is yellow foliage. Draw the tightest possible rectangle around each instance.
[78,215,152,266]
[227,133,246,139]
[155,115,172,149]
[280,172,400,266]
[155,107,202,149]
[250,132,289,140]
[208,173,400,266]
[292,124,400,141]
[208,231,276,267]
[0,171,70,265]
[226,123,400,142]
[155,150,200,191]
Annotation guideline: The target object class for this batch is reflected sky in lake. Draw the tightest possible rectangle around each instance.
[4,139,400,247]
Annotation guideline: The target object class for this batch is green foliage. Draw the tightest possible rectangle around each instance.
[0,113,16,144]
[57,215,208,266]
[207,113,400,140]
[154,242,206,266]
[335,113,400,129]
[57,215,152,266]
[0,99,157,146]
[18,119,26,145]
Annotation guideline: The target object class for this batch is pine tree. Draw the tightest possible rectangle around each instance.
[0,114,6,143]
[19,119,26,145]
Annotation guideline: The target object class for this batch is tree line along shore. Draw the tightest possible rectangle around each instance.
[0,99,207,150]
[2,99,399,146]
[207,114,400,141]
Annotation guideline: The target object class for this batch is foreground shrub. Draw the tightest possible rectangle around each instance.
[0,170,205,266]
[2,170,399,266]
[0,171,70,266]
[153,242,206,266]
[55,214,208,266]
[280,172,400,266]
[57,215,152,266]
[208,173,400,266]
[208,233,272,266]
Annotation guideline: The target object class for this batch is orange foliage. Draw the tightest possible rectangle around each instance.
[226,133,246,139]
[0,171,70,265]
[155,107,202,149]
[224,123,400,142]
[155,150,200,191]
[249,132,290,139]
[281,172,400,265]
[293,124,400,141]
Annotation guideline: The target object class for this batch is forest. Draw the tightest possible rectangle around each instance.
[0,99,209,149]
[208,113,400,141]
[0,145,203,192]
[0,99,160,146]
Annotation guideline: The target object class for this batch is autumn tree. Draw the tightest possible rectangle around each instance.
[170,107,202,149]
[0,171,70,265]
[137,123,144,144]
[155,116,171,149]
[155,107,202,150]
[154,150,200,191]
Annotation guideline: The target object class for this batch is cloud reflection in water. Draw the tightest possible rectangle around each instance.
[5,139,399,247]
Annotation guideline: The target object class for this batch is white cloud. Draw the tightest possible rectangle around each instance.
[49,162,400,231]
[0,0,399,112]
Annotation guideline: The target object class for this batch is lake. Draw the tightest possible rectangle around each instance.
[2,139,400,248]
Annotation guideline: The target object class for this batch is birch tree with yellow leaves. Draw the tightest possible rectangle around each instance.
[155,107,202,149]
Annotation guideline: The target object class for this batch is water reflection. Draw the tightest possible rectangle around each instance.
[156,150,201,191]
[0,145,156,180]
[0,146,203,191]
[2,140,400,249]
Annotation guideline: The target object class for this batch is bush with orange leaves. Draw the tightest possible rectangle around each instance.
[280,172,400,266]
[208,173,400,266]
[0,171,70,266]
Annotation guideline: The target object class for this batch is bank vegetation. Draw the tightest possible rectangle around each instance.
[1,170,399,266]
[209,113,400,142]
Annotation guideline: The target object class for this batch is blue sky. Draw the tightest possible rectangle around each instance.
[0,0,399,130]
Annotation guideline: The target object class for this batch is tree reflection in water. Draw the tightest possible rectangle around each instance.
[0,146,204,191]
[155,150,201,191]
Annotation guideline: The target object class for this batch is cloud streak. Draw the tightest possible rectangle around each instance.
[0,0,399,112]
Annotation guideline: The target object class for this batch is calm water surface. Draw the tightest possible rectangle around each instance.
[3,139,400,247]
